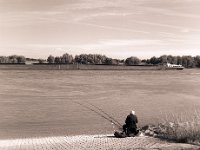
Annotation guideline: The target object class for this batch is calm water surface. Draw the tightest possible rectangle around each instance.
[0,70,200,139]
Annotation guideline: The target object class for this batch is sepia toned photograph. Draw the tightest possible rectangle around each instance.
[0,0,200,149]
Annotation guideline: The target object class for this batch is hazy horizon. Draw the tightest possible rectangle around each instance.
[1,0,200,59]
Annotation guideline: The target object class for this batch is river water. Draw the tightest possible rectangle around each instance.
[0,69,200,139]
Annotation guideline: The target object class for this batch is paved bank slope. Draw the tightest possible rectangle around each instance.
[0,134,199,150]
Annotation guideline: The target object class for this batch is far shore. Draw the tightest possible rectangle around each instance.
[0,64,172,70]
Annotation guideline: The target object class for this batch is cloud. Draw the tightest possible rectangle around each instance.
[75,39,165,49]
[0,11,67,27]
[1,0,200,58]
[181,28,190,33]
[130,20,200,33]
[73,12,135,22]
[4,39,164,48]
[79,22,149,34]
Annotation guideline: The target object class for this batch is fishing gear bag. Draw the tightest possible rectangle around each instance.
[114,131,127,138]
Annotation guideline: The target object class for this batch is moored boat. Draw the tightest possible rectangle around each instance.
[165,63,184,70]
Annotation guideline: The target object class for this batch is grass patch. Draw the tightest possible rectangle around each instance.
[157,110,200,145]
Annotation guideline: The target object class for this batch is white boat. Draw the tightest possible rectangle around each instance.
[165,63,184,70]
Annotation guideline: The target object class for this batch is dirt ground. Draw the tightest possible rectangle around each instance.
[0,70,200,139]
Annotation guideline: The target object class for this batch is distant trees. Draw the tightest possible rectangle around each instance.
[182,56,195,68]
[167,55,177,64]
[0,56,8,63]
[125,56,141,65]
[75,54,108,64]
[47,53,73,64]
[149,55,178,65]
[0,55,25,64]
[105,58,120,65]
[17,56,26,63]
[149,56,160,65]
[45,53,200,68]
[177,56,182,65]
[144,55,200,68]
[0,52,198,68]
[2,52,199,68]
[46,53,124,65]
[74,54,91,64]
[194,56,200,67]
[54,56,61,64]
[61,53,73,64]
[47,55,55,64]
[74,54,120,65]
[158,55,167,64]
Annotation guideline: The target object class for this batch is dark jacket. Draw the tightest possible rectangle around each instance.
[125,114,138,128]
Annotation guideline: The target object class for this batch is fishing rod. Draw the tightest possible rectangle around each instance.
[85,101,122,128]
[73,101,122,129]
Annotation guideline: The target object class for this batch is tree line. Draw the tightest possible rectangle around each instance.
[0,55,26,64]
[47,53,125,65]
[1,53,200,68]
[46,53,200,68]
[145,55,200,68]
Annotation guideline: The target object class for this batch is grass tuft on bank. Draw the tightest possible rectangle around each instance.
[157,111,200,145]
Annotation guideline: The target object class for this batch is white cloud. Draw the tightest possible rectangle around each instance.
[76,39,165,49]
[181,28,190,33]
[78,22,149,34]
[131,20,200,33]
[73,12,135,22]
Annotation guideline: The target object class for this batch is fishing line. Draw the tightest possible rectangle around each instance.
[85,101,122,128]
[73,101,122,129]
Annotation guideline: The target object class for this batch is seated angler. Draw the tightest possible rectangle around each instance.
[123,110,139,136]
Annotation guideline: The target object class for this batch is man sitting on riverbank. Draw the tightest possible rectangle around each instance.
[123,110,139,136]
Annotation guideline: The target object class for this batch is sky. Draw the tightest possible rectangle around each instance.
[0,0,200,59]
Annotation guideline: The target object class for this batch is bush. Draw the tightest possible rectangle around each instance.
[157,111,200,145]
